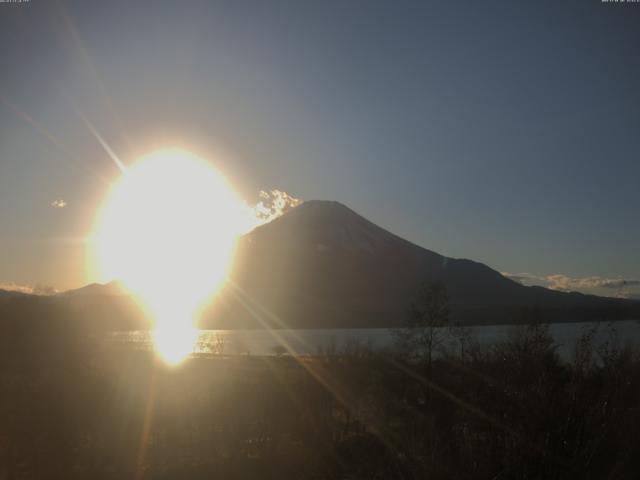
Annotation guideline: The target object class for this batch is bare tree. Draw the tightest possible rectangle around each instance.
[448,320,472,360]
[396,282,450,368]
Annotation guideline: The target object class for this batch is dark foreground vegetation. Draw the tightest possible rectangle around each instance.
[1,311,640,480]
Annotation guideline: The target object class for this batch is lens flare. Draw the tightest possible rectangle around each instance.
[153,324,199,365]
[92,149,247,364]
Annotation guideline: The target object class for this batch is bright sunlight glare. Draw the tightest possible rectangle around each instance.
[93,149,249,365]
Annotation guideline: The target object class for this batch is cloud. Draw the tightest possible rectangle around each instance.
[51,199,67,208]
[235,189,303,235]
[545,275,640,292]
[228,189,303,236]
[502,272,544,285]
[253,189,303,224]
[0,282,58,295]
[502,272,640,298]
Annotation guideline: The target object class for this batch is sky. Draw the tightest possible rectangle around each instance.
[0,0,638,298]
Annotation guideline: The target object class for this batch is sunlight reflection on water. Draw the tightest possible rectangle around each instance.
[109,320,640,360]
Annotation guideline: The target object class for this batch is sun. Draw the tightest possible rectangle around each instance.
[92,149,247,364]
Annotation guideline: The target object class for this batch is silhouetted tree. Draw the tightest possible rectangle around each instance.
[2,295,640,479]
[396,282,450,368]
[448,320,472,360]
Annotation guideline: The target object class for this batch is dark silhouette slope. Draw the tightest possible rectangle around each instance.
[205,201,639,328]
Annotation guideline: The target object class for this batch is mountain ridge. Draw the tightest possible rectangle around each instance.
[212,200,639,328]
[4,200,637,329]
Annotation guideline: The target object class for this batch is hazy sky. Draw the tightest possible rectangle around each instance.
[0,0,639,297]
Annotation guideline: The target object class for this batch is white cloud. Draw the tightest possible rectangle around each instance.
[0,282,58,295]
[502,272,544,285]
[253,189,303,224]
[545,274,640,292]
[234,189,303,235]
[51,199,67,209]
[502,272,640,298]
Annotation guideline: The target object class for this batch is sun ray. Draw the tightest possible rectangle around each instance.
[135,361,157,480]
[222,281,404,457]
[0,94,110,185]
[55,4,135,154]
[68,100,128,174]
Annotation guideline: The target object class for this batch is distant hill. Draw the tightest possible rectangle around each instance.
[0,288,32,303]
[0,282,145,331]
[58,281,128,298]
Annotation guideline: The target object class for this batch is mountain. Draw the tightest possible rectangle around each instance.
[3,201,637,330]
[0,281,144,332]
[58,281,127,297]
[0,288,33,304]
[203,200,640,328]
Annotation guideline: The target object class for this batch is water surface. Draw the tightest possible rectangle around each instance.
[110,319,640,359]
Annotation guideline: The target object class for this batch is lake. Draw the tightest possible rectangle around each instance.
[110,319,640,359]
